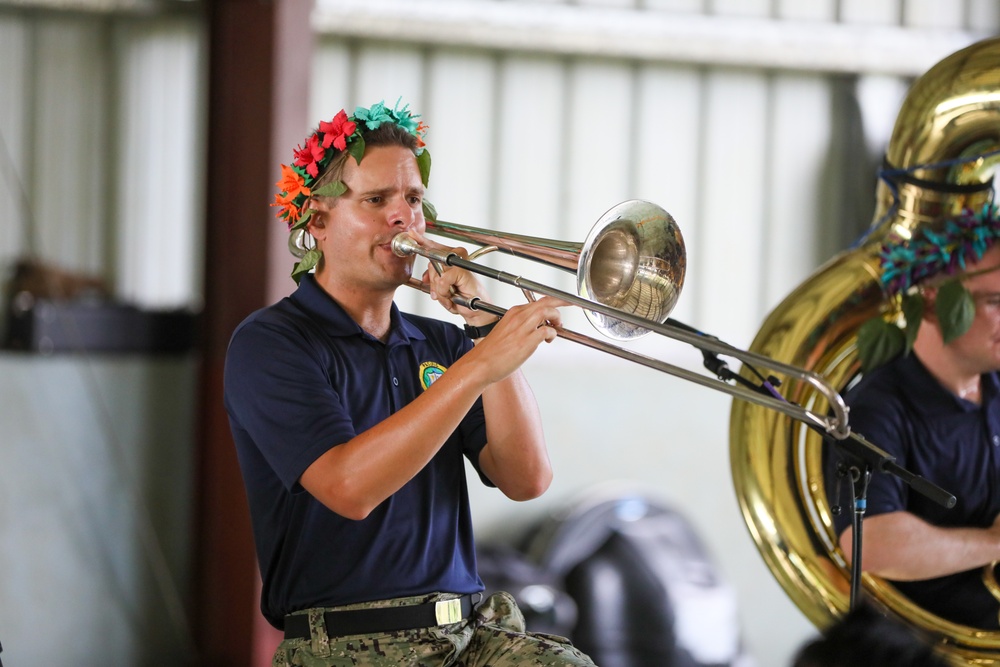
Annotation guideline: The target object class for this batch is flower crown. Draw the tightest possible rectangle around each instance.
[857,203,1000,371]
[879,204,1000,296]
[272,100,431,280]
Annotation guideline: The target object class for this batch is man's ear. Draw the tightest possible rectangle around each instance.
[306,200,327,238]
[921,287,939,322]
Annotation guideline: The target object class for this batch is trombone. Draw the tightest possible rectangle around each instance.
[392,199,851,441]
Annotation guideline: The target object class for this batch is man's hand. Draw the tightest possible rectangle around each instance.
[408,233,498,326]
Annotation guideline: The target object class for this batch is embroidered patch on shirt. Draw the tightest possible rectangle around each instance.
[419,361,447,390]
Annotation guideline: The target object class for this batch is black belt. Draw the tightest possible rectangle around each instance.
[284,594,477,640]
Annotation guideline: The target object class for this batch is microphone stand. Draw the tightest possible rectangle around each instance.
[850,467,871,610]
[667,317,957,610]
[822,430,955,608]
[835,460,870,609]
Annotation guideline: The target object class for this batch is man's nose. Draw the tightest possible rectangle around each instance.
[388,198,415,228]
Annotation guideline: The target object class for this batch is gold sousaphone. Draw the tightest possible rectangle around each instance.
[729,37,1000,664]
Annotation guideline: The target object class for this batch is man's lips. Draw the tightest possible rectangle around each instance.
[378,236,411,256]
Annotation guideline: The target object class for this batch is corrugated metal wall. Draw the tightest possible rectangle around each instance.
[0,10,205,309]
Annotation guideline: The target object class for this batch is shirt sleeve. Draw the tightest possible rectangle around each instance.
[224,318,357,492]
[446,335,494,488]
[828,385,913,534]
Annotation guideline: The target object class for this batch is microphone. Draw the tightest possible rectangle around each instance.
[665,318,783,398]
[664,318,734,380]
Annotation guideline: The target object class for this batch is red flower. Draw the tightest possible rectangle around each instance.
[319,110,357,151]
[293,134,325,178]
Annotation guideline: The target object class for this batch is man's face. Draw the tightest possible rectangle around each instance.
[309,144,425,291]
[945,244,1000,374]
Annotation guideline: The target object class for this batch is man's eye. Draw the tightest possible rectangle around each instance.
[978,295,1000,308]
[367,196,383,204]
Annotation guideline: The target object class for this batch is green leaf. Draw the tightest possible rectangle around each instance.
[417,149,432,187]
[290,248,321,284]
[289,207,314,232]
[936,280,975,344]
[347,136,366,165]
[856,317,905,373]
[422,199,438,223]
[312,180,347,198]
[901,293,924,354]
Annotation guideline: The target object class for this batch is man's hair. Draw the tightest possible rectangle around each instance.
[313,123,420,195]
[792,604,947,667]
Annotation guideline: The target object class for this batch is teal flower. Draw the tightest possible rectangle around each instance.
[355,101,394,130]
[388,100,420,134]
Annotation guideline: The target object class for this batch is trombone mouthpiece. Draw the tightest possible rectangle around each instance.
[391,233,420,257]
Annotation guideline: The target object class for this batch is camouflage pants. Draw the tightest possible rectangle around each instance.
[273,591,596,667]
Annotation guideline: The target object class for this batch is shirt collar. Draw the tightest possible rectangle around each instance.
[290,274,427,344]
[901,353,1000,412]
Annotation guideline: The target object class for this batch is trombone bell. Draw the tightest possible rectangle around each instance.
[422,199,686,341]
[579,200,686,340]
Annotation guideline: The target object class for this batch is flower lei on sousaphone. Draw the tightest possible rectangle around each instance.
[857,203,1000,371]
[272,100,433,282]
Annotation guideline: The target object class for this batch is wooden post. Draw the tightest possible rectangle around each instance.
[193,0,312,663]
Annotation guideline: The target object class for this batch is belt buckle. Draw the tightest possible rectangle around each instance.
[434,598,462,625]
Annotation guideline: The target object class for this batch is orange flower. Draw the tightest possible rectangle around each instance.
[275,164,310,200]
[272,164,311,225]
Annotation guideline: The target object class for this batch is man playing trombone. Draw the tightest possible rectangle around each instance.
[223,100,595,666]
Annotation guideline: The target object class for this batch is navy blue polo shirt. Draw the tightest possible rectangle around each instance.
[827,353,1000,628]
[224,274,491,628]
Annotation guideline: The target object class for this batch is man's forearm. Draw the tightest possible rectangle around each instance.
[478,370,553,501]
[841,511,1000,580]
